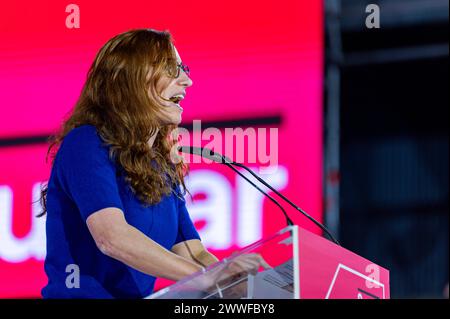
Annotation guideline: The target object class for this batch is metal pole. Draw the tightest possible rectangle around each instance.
[324,0,343,240]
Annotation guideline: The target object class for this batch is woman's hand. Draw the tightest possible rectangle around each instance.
[183,253,271,298]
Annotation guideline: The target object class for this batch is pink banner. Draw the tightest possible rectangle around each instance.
[0,0,323,297]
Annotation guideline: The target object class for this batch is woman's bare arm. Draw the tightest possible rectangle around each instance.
[171,239,219,268]
[86,207,203,281]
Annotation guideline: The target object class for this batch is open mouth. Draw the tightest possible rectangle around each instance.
[168,94,185,110]
[169,94,184,105]
[169,96,182,104]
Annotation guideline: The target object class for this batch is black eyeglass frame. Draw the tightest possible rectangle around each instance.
[173,62,190,78]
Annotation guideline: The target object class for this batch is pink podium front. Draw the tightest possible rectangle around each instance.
[146,226,390,299]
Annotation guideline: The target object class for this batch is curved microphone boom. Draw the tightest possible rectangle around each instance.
[178,145,340,246]
[178,146,293,226]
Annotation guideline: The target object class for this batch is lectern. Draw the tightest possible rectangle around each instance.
[146,226,390,299]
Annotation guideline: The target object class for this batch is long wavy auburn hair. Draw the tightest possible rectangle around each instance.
[38,29,189,216]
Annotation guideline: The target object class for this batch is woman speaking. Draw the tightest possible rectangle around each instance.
[38,29,266,299]
[39,28,212,298]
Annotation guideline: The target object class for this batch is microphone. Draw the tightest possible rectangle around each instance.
[178,146,294,226]
[178,146,229,164]
[178,145,340,245]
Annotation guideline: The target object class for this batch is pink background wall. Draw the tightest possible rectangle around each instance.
[0,0,323,297]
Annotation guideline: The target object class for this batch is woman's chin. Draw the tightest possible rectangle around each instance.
[163,105,183,125]
[165,115,182,126]
[174,117,182,125]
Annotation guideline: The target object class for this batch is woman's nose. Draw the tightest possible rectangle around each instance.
[178,71,193,87]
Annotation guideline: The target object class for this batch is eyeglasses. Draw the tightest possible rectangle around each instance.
[168,62,190,78]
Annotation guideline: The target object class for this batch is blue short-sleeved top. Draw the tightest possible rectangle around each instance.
[41,124,200,299]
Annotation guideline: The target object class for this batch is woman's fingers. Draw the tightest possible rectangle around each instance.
[211,253,273,286]
[255,254,272,270]
[227,257,262,276]
[234,253,272,270]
